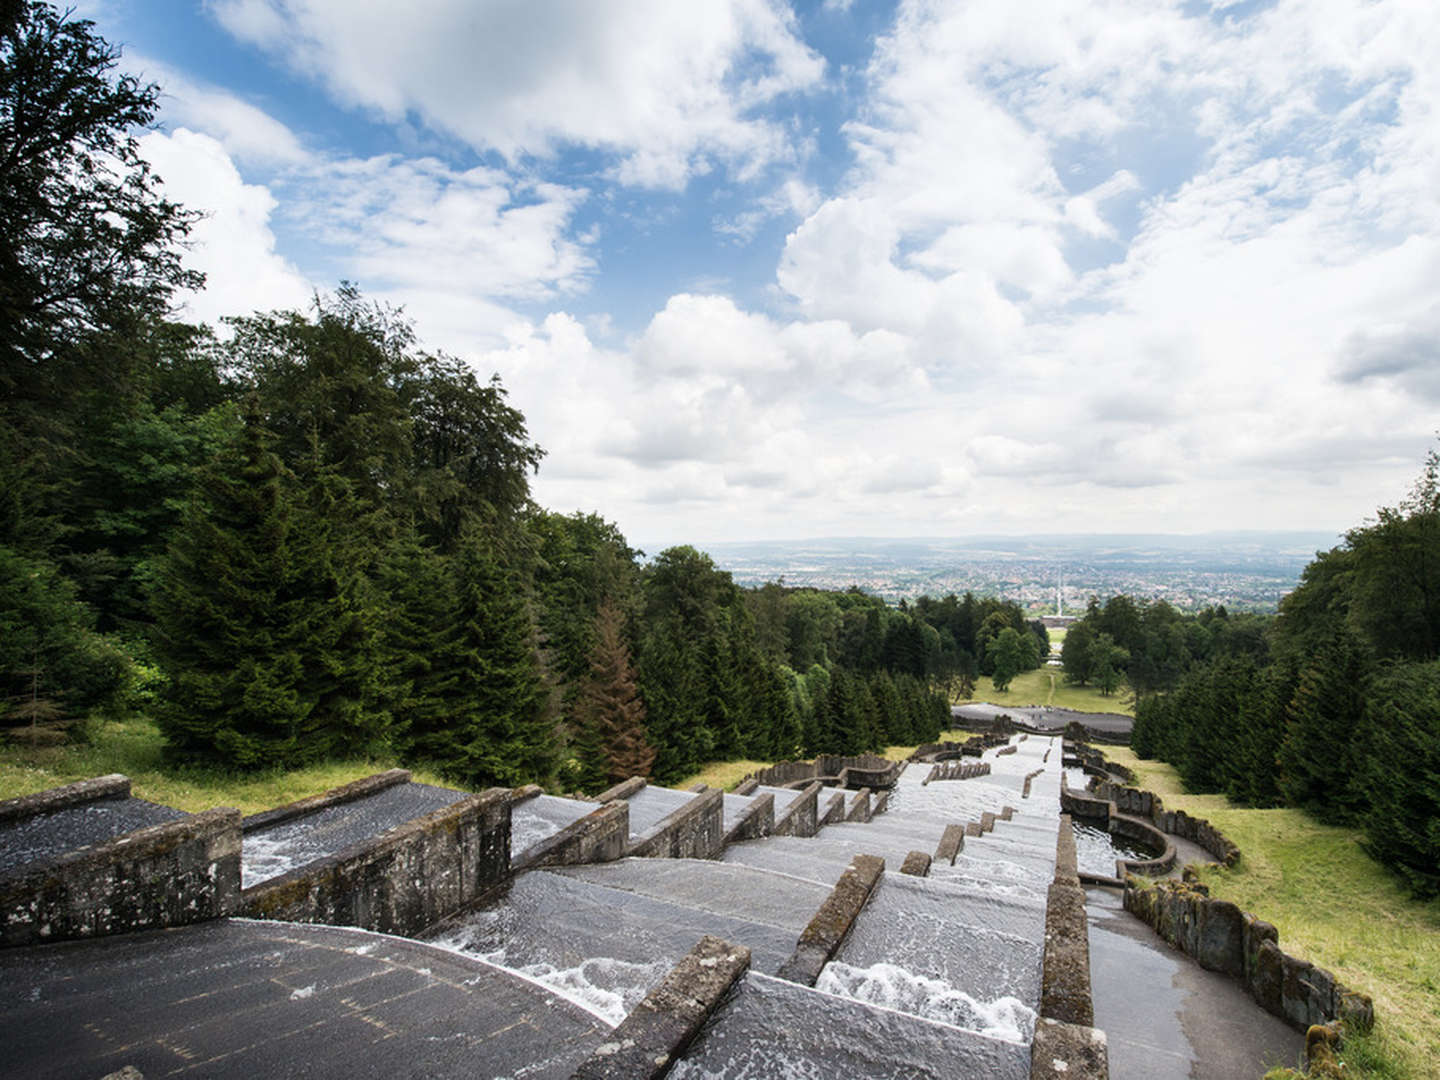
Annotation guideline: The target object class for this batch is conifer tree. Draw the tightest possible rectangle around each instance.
[1277,631,1369,821]
[401,523,556,788]
[150,403,388,768]
[574,599,655,788]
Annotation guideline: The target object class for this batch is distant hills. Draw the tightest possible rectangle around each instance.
[657,532,1344,612]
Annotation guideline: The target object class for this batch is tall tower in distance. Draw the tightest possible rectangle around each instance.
[1056,566,1064,617]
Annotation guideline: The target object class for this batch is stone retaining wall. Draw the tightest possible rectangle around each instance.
[744,755,904,791]
[773,782,820,837]
[1,807,241,947]
[241,788,510,937]
[1124,878,1374,1036]
[514,800,630,872]
[1059,776,1176,879]
[630,788,725,860]
[1090,779,1240,868]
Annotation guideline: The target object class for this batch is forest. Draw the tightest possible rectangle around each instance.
[1056,468,1440,897]
[0,4,1052,796]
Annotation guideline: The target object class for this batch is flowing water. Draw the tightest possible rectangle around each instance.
[1073,819,1163,878]
[433,732,1067,1072]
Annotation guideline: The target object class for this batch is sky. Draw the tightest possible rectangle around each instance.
[78,0,1440,548]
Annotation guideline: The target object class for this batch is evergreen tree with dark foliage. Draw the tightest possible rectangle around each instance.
[150,404,388,768]
[400,523,556,788]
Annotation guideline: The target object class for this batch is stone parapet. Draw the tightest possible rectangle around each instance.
[241,769,411,833]
[515,801,629,872]
[1123,878,1374,1036]
[570,935,751,1080]
[1,807,241,947]
[772,781,820,838]
[241,788,510,937]
[777,853,885,987]
[629,788,725,860]
[723,793,774,846]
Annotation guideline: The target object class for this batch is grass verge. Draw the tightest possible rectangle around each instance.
[967,667,1135,716]
[1104,746,1440,1080]
[0,718,459,815]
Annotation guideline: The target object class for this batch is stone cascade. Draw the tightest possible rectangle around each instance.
[1,733,1111,1079]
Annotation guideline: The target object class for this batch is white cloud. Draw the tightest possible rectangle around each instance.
[207,0,825,189]
[137,128,312,323]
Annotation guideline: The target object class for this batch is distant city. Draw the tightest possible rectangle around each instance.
[662,532,1345,613]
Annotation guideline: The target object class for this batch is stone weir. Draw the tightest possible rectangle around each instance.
[0,736,1114,1079]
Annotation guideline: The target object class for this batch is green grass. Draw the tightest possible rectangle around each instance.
[966,667,1135,716]
[0,718,460,815]
[1105,747,1440,1080]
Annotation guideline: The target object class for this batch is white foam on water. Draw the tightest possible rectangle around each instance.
[816,961,1037,1045]
[426,928,666,1029]
[240,831,310,889]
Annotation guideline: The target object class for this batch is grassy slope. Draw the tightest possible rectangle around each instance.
[968,666,1136,717]
[1105,746,1440,1079]
[0,718,460,814]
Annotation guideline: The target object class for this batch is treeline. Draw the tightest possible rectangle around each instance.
[1,6,959,793]
[1117,457,1440,896]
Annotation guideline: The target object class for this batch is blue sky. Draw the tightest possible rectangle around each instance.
[79,0,1440,547]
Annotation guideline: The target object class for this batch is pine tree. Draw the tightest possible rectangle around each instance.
[1277,631,1369,822]
[574,599,655,788]
[150,404,389,768]
[401,524,556,788]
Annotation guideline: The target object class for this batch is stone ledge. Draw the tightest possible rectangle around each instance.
[0,774,130,825]
[629,788,725,860]
[845,788,872,823]
[818,791,846,827]
[241,769,411,833]
[723,793,774,846]
[777,853,885,987]
[593,776,648,804]
[1,807,241,947]
[1030,1018,1109,1080]
[772,781,820,838]
[1041,814,1094,1027]
[515,800,629,872]
[241,788,510,937]
[570,935,751,1080]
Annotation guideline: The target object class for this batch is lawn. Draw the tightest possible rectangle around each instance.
[966,666,1135,717]
[1104,746,1440,1079]
[0,718,458,814]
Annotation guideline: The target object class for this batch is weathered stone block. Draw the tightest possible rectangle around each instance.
[900,850,932,877]
[1252,939,1285,1016]
[1,807,241,947]
[1195,899,1244,977]
[773,782,820,838]
[723,793,774,846]
[934,824,965,865]
[571,935,751,1080]
[777,853,884,987]
[819,792,846,827]
[1030,1018,1108,1080]
[1041,879,1094,1026]
[845,788,872,823]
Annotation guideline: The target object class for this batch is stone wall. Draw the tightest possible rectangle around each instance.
[241,789,510,937]
[630,788,725,859]
[773,782,820,837]
[1,807,241,947]
[744,754,903,790]
[723,792,774,846]
[1090,779,1240,868]
[777,853,885,987]
[1124,878,1374,1036]
[514,800,629,872]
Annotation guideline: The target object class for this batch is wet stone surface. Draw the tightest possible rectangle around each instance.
[0,797,188,876]
[241,781,468,888]
[0,917,608,1080]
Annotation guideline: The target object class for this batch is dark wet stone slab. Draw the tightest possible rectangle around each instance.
[0,797,187,875]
